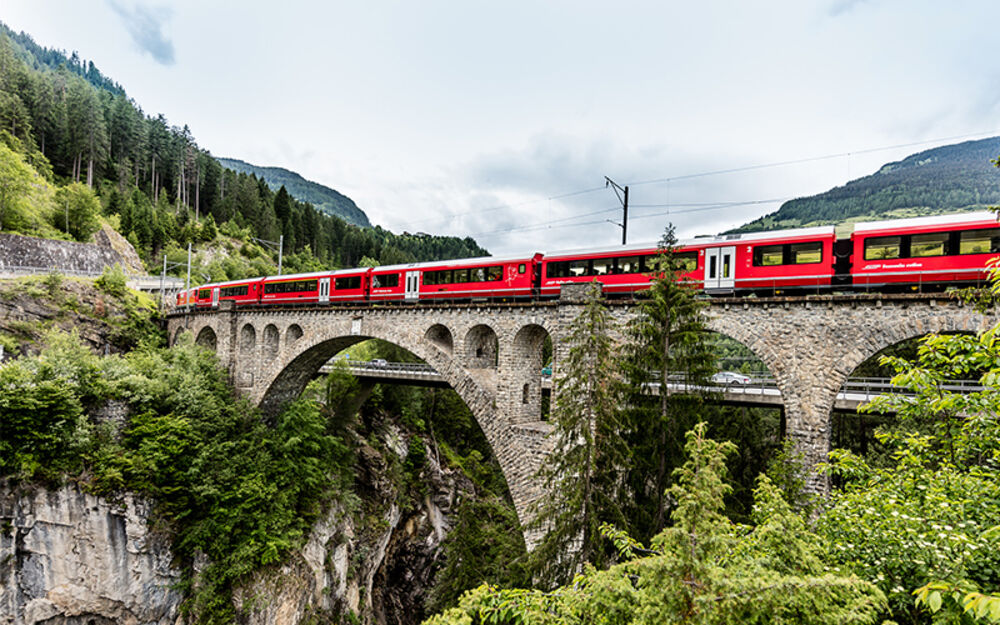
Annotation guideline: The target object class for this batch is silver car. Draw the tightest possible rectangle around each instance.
[711,371,751,385]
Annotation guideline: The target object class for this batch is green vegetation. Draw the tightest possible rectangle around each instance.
[733,136,1000,232]
[426,425,887,625]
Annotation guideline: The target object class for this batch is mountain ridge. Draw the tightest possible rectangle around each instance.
[217,157,371,228]
[733,136,1000,233]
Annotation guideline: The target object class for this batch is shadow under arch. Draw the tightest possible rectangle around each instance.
[195,326,217,351]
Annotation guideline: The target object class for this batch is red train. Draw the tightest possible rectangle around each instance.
[176,211,1000,309]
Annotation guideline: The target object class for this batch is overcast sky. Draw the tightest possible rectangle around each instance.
[4,1,1000,255]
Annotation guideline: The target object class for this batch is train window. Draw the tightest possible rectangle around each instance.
[592,258,613,275]
[335,276,361,290]
[452,268,468,283]
[373,273,399,288]
[676,252,698,272]
[198,289,211,299]
[487,265,503,281]
[959,228,1000,254]
[791,242,822,264]
[220,285,249,298]
[642,255,661,273]
[753,245,783,266]
[910,232,948,257]
[473,267,486,282]
[518,263,526,274]
[864,236,902,260]
[617,255,642,274]
[568,260,589,277]
[546,262,568,278]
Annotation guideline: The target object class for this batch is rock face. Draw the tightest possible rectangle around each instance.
[0,229,144,277]
[233,420,470,625]
[0,421,474,625]
[0,485,183,625]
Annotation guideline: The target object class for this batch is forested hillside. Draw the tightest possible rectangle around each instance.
[734,136,1000,232]
[0,23,485,282]
[217,157,370,227]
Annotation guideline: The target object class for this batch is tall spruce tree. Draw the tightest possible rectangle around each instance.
[620,225,717,540]
[528,282,628,585]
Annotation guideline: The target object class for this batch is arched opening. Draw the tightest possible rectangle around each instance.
[240,324,256,356]
[263,324,280,360]
[464,324,498,369]
[285,324,303,347]
[195,326,217,351]
[698,331,782,520]
[424,323,454,355]
[259,333,526,621]
[509,324,551,423]
[832,331,975,460]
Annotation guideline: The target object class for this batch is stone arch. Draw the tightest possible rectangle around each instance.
[285,324,303,347]
[195,326,217,351]
[240,323,256,355]
[464,324,499,369]
[263,324,280,360]
[253,321,537,537]
[832,313,987,382]
[424,323,454,355]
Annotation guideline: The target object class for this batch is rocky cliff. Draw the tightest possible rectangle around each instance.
[0,420,473,625]
[0,486,182,625]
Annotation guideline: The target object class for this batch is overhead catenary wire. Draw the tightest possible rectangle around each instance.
[395,129,1000,238]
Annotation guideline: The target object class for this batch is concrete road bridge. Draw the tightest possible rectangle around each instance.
[166,286,997,537]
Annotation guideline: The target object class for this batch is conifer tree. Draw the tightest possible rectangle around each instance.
[528,283,628,585]
[620,225,717,539]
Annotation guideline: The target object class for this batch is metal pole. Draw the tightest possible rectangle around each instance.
[622,185,629,245]
[160,254,166,311]
[278,234,283,276]
[185,242,192,308]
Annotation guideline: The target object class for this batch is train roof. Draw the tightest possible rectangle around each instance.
[543,225,835,259]
[371,253,537,273]
[853,211,999,233]
[261,268,366,281]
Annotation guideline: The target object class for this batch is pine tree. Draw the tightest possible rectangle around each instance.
[528,283,628,585]
[620,225,718,539]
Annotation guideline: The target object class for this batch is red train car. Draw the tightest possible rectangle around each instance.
[540,226,835,297]
[539,242,701,298]
[729,226,836,294]
[193,278,263,308]
[326,268,369,303]
[419,254,540,301]
[851,212,1000,291]
[261,272,326,305]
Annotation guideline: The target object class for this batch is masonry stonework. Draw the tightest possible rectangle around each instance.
[167,293,995,542]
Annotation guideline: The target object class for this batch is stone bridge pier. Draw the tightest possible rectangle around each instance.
[706,295,997,493]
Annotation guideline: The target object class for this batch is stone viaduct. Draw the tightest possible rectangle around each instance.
[166,289,996,535]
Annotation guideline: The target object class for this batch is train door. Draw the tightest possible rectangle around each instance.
[405,271,420,301]
[704,246,736,292]
[211,287,220,308]
[318,278,330,304]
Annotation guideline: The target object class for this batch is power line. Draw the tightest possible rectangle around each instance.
[397,129,1000,236]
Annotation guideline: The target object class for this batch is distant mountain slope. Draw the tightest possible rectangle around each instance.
[217,157,371,228]
[734,137,1000,232]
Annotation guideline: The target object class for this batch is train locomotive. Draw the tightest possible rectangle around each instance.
[176,211,1000,309]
